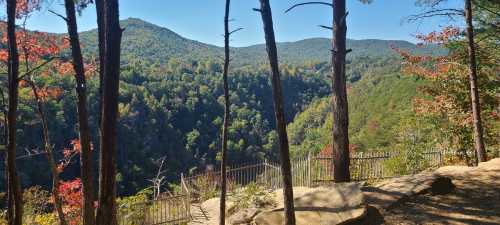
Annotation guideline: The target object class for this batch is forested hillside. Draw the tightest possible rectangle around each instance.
[1,18,442,195]
[79,18,444,65]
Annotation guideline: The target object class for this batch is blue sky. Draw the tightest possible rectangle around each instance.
[17,0,461,47]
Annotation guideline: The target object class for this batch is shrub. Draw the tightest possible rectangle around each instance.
[229,182,275,215]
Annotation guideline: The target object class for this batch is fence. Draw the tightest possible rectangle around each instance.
[118,149,461,224]
[118,174,191,225]
[183,150,457,197]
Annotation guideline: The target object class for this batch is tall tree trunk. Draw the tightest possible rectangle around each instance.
[331,0,350,182]
[63,1,96,224]
[6,0,24,224]
[95,0,105,129]
[257,1,296,224]
[95,0,122,224]
[27,81,68,225]
[219,1,231,224]
[464,0,487,163]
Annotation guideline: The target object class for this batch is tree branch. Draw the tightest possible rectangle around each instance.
[229,27,244,35]
[48,10,68,22]
[407,8,464,23]
[318,25,332,30]
[18,57,60,81]
[285,1,333,13]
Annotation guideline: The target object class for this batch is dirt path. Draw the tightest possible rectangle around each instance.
[365,158,500,225]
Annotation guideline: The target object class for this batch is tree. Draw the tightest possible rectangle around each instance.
[95,0,122,224]
[393,26,498,164]
[285,0,371,182]
[329,0,350,182]
[62,0,96,224]
[254,1,296,224]
[464,0,486,162]
[5,0,24,224]
[219,1,242,224]
[19,32,68,224]
[408,0,490,163]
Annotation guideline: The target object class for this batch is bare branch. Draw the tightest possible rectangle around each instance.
[285,1,333,13]
[318,25,332,30]
[252,8,261,13]
[18,57,60,81]
[407,8,464,23]
[229,27,244,35]
[48,10,68,22]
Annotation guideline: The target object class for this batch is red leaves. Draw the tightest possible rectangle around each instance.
[58,179,83,225]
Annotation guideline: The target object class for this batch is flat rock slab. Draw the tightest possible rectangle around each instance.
[253,183,366,225]
[362,171,437,212]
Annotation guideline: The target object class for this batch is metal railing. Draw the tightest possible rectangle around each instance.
[182,150,457,197]
[118,176,191,225]
[120,149,464,224]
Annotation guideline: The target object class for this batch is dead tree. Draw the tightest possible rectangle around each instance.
[95,0,122,224]
[149,156,167,200]
[219,0,242,224]
[6,0,24,224]
[255,1,296,224]
[464,0,487,162]
[62,0,96,224]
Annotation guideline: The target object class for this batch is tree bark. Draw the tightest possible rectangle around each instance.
[27,81,68,225]
[63,0,96,224]
[331,0,350,182]
[95,0,122,224]
[95,0,105,129]
[464,0,487,163]
[6,0,24,224]
[219,1,231,224]
[257,1,296,224]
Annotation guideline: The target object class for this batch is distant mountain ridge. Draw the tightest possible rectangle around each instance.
[78,18,444,65]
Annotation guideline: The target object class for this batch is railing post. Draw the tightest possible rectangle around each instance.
[307,152,312,187]
[264,159,268,188]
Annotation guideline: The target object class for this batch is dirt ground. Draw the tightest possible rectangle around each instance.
[363,159,500,225]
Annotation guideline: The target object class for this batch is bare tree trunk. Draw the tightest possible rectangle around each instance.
[464,0,487,163]
[256,1,296,224]
[219,1,231,224]
[331,0,350,182]
[95,0,122,224]
[6,0,24,224]
[26,81,68,225]
[95,0,105,128]
[63,1,96,224]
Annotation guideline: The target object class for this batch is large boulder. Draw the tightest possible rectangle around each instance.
[253,183,366,225]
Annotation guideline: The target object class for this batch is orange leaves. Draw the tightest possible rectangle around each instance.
[414,26,460,45]
[55,61,75,76]
[29,86,64,102]
[393,27,468,81]
[57,138,92,173]
[14,0,41,18]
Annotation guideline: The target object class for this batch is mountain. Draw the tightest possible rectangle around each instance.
[78,18,443,65]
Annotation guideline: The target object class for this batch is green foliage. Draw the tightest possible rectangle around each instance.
[230,183,276,214]
[117,189,152,225]
[288,60,421,156]
[23,186,51,217]
[3,18,447,196]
